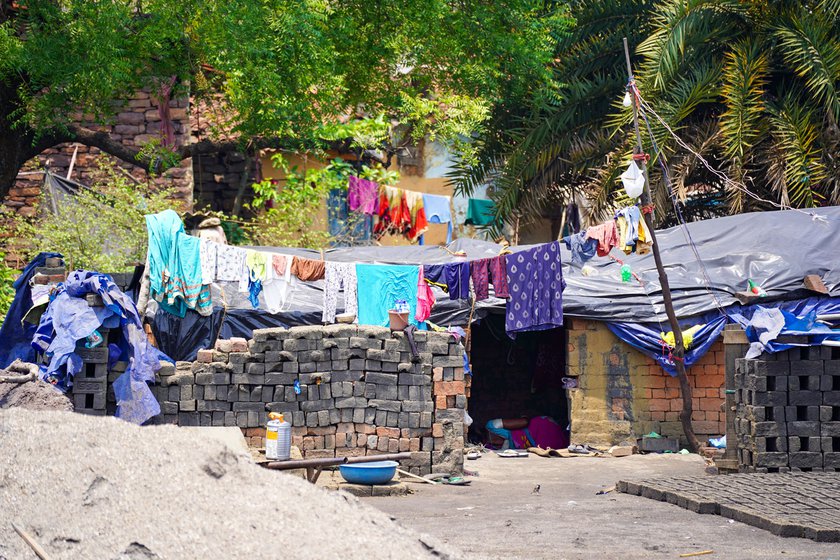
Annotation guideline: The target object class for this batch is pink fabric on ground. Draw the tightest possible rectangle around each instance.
[510,416,568,449]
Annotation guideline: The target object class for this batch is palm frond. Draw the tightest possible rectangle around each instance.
[720,37,770,159]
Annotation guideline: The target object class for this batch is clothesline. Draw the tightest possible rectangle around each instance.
[562,202,654,270]
[144,210,566,335]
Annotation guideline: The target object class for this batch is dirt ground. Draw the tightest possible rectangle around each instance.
[368,453,840,560]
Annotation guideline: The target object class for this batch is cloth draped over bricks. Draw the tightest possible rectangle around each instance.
[32,270,163,424]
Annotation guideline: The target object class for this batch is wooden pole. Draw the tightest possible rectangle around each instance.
[622,38,700,453]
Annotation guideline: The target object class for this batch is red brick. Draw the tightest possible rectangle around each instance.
[432,423,444,437]
[434,381,466,396]
[651,389,666,399]
[648,375,667,389]
[651,411,666,422]
[435,395,447,409]
[665,411,679,422]
[376,427,400,438]
[433,367,444,381]
[650,400,670,412]
[670,399,684,412]
[665,388,681,399]
[196,348,214,363]
[409,438,421,452]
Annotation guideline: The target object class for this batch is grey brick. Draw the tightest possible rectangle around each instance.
[331,360,349,371]
[398,386,410,400]
[375,384,398,400]
[350,337,383,350]
[265,372,298,385]
[369,399,401,412]
[282,362,299,374]
[382,362,398,372]
[398,412,411,428]
[365,360,382,371]
[197,401,229,412]
[365,408,377,423]
[409,413,421,428]
[247,411,260,427]
[162,401,178,415]
[306,412,319,427]
[233,402,263,412]
[180,400,196,412]
[332,370,363,382]
[340,409,353,423]
[179,412,199,426]
[168,386,180,401]
[284,339,317,351]
[349,358,366,370]
[364,384,376,399]
[301,399,333,412]
[232,374,264,385]
[432,355,462,367]
[329,409,341,424]
[227,386,240,402]
[402,400,426,412]
[335,397,367,409]
[293,411,305,427]
[353,408,365,423]
[317,409,330,427]
[398,373,429,386]
[299,362,316,373]
[266,402,299,414]
[246,362,266,375]
[266,350,296,362]
[353,381,367,397]
[375,410,387,426]
[365,372,397,385]
[455,395,467,408]
[202,385,213,400]
[225,411,237,427]
[212,412,226,426]
[195,372,230,385]
[386,412,399,427]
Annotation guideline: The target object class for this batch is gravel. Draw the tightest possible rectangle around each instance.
[0,409,457,559]
[0,380,73,411]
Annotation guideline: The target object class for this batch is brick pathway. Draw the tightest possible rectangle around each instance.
[618,473,840,542]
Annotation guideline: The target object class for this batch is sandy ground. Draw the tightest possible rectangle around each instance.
[368,452,840,560]
[0,409,456,559]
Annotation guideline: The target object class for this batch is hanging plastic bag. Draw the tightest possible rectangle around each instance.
[620,161,645,199]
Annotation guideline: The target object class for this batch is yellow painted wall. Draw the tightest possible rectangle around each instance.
[259,150,454,247]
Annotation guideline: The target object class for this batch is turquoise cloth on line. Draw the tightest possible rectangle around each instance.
[465,198,497,226]
[421,193,453,244]
[356,264,419,328]
[145,210,212,318]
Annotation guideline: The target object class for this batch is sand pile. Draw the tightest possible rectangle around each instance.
[0,409,457,559]
[0,380,73,411]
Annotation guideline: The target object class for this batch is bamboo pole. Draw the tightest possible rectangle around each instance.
[623,38,700,452]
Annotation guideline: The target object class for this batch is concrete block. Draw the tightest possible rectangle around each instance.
[317,409,331,427]
[365,372,397,385]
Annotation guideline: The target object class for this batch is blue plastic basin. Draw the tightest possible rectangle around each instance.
[338,461,398,485]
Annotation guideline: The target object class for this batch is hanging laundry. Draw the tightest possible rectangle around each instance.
[470,256,510,301]
[585,221,619,257]
[271,254,288,277]
[424,263,470,300]
[291,256,326,281]
[405,189,428,242]
[245,250,270,282]
[422,193,453,244]
[145,210,212,318]
[199,238,217,286]
[616,206,642,254]
[263,255,295,314]
[322,262,358,323]
[216,244,246,282]
[416,267,435,323]
[464,198,497,226]
[356,264,419,328]
[505,241,565,335]
[563,231,598,267]
[636,212,653,255]
[348,176,380,215]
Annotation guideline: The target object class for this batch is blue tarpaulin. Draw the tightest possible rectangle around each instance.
[607,297,840,375]
[0,252,62,369]
[607,315,728,376]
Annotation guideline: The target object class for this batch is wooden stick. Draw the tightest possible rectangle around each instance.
[679,551,714,558]
[12,523,53,560]
[396,468,437,485]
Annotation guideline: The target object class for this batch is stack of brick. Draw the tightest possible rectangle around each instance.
[69,294,114,416]
[146,324,468,474]
[735,347,840,473]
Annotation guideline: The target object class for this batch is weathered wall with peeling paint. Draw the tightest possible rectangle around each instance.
[566,319,725,447]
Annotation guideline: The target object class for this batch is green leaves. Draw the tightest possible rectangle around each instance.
[720,38,769,159]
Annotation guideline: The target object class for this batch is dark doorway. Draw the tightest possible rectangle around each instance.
[467,313,569,445]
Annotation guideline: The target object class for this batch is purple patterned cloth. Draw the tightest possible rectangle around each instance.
[348,176,379,215]
[505,241,565,335]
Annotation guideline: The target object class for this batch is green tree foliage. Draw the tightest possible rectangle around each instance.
[452,0,840,231]
[0,252,15,325]
[0,0,571,199]
[9,162,177,272]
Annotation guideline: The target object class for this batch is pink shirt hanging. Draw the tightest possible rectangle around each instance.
[348,176,380,215]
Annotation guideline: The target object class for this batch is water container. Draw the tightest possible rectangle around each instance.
[265,413,292,461]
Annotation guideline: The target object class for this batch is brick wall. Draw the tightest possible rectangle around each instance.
[734,347,840,473]
[566,318,725,447]
[8,89,194,220]
[78,324,467,474]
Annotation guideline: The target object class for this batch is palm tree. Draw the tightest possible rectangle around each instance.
[454,0,840,231]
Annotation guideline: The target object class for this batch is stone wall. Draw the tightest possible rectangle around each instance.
[566,318,725,447]
[129,325,468,474]
[734,348,840,473]
[9,89,194,219]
